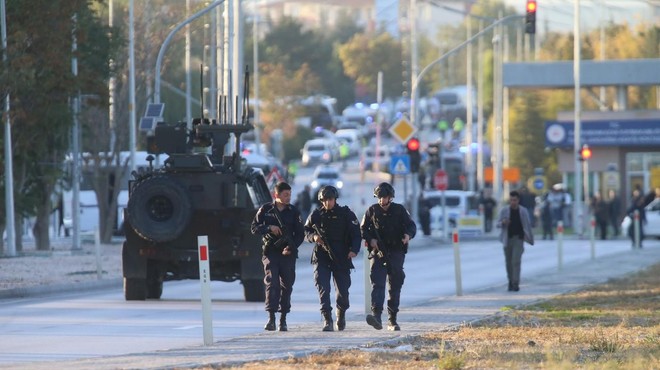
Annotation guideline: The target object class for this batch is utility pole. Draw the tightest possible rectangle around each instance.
[128,0,136,171]
[573,0,583,236]
[71,14,81,250]
[1,0,16,256]
[465,17,474,192]
[108,0,116,151]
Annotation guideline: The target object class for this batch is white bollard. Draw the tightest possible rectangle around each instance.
[94,227,102,280]
[557,221,564,270]
[452,228,462,296]
[197,235,213,346]
[589,215,596,260]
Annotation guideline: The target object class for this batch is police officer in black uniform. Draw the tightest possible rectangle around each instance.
[304,185,361,331]
[360,182,416,331]
[251,182,304,332]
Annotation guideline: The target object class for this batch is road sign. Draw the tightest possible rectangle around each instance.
[533,176,545,190]
[389,116,417,144]
[434,169,448,191]
[390,154,410,175]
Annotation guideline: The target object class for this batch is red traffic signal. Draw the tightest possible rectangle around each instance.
[525,0,537,34]
[580,144,592,160]
[526,0,537,12]
[407,138,420,152]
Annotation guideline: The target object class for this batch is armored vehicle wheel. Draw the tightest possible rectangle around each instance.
[127,176,192,242]
[146,279,163,299]
[124,278,147,300]
[242,279,266,302]
[146,263,163,299]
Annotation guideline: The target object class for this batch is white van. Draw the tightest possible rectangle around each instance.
[62,151,157,236]
[334,129,361,157]
[422,190,480,233]
[301,138,337,167]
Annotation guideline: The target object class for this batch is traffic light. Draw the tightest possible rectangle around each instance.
[580,144,592,161]
[525,0,537,34]
[407,138,421,173]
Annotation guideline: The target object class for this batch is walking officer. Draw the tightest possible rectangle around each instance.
[304,185,361,331]
[251,182,305,332]
[360,182,416,331]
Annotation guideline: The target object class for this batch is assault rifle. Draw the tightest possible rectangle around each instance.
[369,213,390,269]
[265,206,296,254]
[311,224,337,262]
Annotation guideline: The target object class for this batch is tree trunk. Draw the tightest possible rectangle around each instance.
[102,206,116,244]
[14,213,23,252]
[0,223,5,254]
[33,203,52,251]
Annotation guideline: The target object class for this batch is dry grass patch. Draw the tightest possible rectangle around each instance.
[210,263,660,370]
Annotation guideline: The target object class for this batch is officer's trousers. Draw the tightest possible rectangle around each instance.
[313,261,351,313]
[262,253,296,313]
[370,250,406,315]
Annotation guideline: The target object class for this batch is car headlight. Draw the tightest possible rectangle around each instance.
[336,181,344,189]
[311,180,319,188]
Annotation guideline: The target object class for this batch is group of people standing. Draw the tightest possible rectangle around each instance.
[589,189,623,240]
[251,181,416,332]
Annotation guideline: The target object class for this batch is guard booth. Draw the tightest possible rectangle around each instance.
[504,58,660,209]
[545,110,660,209]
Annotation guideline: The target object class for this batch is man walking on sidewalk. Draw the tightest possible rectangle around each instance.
[497,190,534,292]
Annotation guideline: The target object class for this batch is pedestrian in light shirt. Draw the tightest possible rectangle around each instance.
[497,190,534,292]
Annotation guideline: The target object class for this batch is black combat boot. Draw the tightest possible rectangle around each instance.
[279,313,288,332]
[322,311,334,332]
[387,313,400,331]
[336,309,346,331]
[264,312,276,331]
[366,310,383,330]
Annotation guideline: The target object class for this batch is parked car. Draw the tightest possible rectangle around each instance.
[310,165,344,203]
[360,145,391,173]
[621,198,660,238]
[301,138,337,167]
[423,190,480,233]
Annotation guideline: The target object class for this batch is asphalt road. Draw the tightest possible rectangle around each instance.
[1,234,658,369]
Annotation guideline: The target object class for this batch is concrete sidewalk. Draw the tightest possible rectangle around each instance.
[8,243,659,370]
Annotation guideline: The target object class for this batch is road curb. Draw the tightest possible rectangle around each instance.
[0,278,123,300]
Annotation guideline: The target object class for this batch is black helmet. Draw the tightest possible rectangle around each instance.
[318,185,339,201]
[374,182,395,198]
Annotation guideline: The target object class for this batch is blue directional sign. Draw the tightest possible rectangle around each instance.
[533,176,545,190]
[390,154,410,175]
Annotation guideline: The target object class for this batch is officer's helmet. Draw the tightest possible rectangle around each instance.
[318,185,339,201]
[374,182,395,198]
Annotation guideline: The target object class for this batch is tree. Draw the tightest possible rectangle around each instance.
[0,0,115,251]
[508,91,556,182]
[338,32,404,100]
[257,62,320,162]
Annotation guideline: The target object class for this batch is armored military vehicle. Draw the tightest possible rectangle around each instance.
[122,116,272,302]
